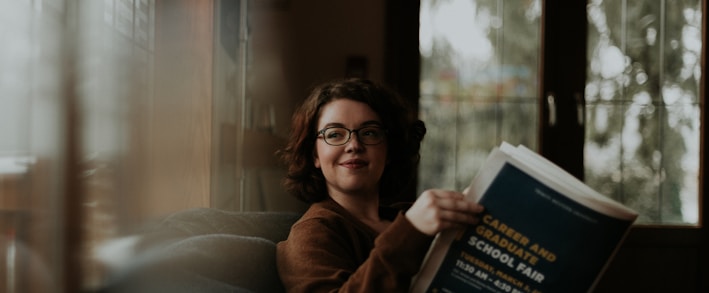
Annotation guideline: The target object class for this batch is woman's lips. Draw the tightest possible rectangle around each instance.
[340,159,367,169]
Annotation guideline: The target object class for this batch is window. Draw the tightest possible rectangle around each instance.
[419,0,541,191]
[585,0,702,225]
[419,0,702,226]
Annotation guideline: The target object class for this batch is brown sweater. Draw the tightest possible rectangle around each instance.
[276,198,434,293]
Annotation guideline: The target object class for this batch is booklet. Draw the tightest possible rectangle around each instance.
[411,142,638,293]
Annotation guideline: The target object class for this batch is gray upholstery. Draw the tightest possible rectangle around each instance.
[155,208,300,243]
[97,208,300,293]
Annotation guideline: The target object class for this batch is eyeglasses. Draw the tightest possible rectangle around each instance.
[317,126,387,146]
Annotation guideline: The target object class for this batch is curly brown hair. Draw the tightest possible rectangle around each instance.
[278,78,426,203]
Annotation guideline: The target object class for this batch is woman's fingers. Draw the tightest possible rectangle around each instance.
[406,189,485,235]
[428,190,484,213]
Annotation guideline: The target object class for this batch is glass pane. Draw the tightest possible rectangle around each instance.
[585,0,702,225]
[77,0,157,288]
[584,103,624,201]
[419,0,541,192]
[662,103,701,224]
[1,1,66,292]
[419,99,458,190]
[499,0,540,99]
[456,101,501,187]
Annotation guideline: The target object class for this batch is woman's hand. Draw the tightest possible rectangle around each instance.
[405,189,484,236]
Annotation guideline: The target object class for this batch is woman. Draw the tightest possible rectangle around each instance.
[277,78,484,292]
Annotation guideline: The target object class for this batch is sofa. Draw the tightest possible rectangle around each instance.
[95,208,301,293]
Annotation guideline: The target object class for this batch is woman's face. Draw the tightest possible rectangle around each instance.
[314,98,388,198]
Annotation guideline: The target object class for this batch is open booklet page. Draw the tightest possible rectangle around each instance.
[411,142,638,293]
[498,143,636,221]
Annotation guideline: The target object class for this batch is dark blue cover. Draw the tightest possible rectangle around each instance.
[426,163,632,293]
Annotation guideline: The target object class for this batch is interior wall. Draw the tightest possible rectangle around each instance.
[146,0,215,216]
[254,0,386,109]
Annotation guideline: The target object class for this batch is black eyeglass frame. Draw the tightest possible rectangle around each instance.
[316,126,387,146]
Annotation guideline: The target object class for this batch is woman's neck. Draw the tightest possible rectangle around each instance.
[329,190,382,223]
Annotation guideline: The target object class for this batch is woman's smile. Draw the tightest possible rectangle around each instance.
[340,158,368,169]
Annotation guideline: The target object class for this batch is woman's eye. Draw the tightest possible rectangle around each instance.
[326,131,343,138]
[362,129,380,137]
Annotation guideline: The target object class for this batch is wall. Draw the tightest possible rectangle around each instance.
[143,0,214,216]
[251,0,386,114]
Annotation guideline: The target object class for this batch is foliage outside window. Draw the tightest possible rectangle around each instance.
[419,0,702,225]
[419,0,541,191]
[585,0,702,225]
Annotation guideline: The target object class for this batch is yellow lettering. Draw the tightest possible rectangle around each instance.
[529,243,557,262]
[474,225,539,264]
[482,214,530,246]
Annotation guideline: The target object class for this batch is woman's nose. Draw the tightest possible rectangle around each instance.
[344,132,364,152]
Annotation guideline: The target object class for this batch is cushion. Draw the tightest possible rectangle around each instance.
[162,234,284,292]
[98,209,302,293]
[141,208,301,245]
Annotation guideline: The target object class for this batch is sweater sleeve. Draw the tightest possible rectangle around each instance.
[277,213,434,293]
